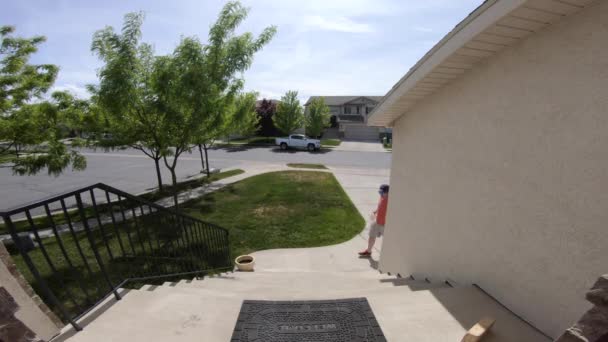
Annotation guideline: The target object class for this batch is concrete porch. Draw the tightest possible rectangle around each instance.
[54,239,549,342]
[51,166,549,342]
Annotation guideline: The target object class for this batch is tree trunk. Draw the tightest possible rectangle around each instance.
[14,144,19,157]
[170,168,178,210]
[198,144,205,172]
[203,143,210,177]
[154,157,163,191]
[163,155,180,211]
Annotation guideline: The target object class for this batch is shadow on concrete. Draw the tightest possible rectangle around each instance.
[357,255,379,270]
[378,277,451,291]
[52,289,132,342]
[425,286,552,342]
[269,148,331,155]
[215,144,271,153]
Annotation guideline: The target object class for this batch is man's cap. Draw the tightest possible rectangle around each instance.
[379,184,389,193]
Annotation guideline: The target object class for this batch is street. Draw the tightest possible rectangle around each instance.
[0,145,391,210]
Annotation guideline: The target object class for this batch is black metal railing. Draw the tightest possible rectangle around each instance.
[0,183,232,331]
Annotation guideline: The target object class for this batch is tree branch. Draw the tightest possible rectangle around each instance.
[0,142,14,154]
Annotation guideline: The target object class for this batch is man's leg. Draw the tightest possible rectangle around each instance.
[359,223,379,256]
[367,236,376,253]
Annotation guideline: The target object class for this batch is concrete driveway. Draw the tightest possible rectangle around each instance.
[333,140,388,153]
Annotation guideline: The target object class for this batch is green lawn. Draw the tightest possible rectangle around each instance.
[0,152,14,164]
[321,139,341,147]
[181,171,364,258]
[286,163,328,170]
[6,170,363,322]
[0,169,244,235]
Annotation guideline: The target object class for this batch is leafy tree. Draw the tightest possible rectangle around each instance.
[274,90,303,135]
[0,106,40,156]
[156,2,276,207]
[1,25,56,156]
[193,92,259,177]
[256,98,279,136]
[91,13,167,191]
[230,92,260,138]
[12,91,88,176]
[305,96,330,138]
[0,26,57,119]
[1,26,88,175]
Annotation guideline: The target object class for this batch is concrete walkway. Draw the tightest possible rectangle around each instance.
[55,163,550,342]
[333,140,389,153]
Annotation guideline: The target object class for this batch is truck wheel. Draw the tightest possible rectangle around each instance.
[307,144,315,152]
[280,143,288,150]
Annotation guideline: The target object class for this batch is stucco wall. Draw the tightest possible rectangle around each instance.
[379,1,608,338]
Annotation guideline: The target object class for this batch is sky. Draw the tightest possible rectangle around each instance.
[2,0,481,101]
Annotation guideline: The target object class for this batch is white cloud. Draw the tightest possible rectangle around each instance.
[252,89,284,101]
[51,84,91,99]
[4,0,483,107]
[303,15,374,33]
[58,70,99,84]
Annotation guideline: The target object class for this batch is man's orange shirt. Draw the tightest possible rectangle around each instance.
[376,195,388,225]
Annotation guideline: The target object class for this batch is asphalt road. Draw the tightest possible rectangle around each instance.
[0,145,391,210]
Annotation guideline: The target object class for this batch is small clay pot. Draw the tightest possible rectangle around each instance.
[235,255,255,272]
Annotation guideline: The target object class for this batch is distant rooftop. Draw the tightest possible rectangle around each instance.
[304,96,383,106]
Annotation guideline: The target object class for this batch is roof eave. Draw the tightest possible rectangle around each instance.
[368,0,594,127]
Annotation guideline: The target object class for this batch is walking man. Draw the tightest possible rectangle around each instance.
[358,184,389,257]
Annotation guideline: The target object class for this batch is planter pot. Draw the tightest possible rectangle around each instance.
[235,255,255,272]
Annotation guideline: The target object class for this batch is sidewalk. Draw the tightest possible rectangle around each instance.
[332,140,389,153]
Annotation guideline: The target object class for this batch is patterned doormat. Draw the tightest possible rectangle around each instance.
[230,298,387,341]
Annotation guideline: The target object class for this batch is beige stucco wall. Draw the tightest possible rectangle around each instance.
[379,1,608,338]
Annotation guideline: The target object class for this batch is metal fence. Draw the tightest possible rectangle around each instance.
[0,183,232,331]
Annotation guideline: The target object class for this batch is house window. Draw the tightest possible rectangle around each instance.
[344,107,351,114]
[366,106,373,114]
[356,106,360,114]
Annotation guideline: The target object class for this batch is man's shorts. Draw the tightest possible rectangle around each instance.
[369,222,385,238]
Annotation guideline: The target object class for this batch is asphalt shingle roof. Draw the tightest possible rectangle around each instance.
[304,96,383,106]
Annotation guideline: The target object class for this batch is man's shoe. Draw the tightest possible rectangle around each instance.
[358,250,371,257]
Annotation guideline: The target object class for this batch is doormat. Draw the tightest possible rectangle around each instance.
[230,298,387,341]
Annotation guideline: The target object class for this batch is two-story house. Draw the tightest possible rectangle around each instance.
[304,96,388,141]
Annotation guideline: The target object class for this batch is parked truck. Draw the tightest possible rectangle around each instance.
[275,134,321,152]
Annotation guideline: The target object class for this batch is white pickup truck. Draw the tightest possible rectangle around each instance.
[276,134,321,152]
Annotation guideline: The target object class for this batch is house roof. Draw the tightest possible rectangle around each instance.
[304,96,383,106]
[368,0,596,127]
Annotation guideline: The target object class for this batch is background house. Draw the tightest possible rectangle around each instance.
[304,96,389,141]
[368,0,607,339]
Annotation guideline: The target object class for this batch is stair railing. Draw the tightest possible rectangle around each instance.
[0,183,232,331]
